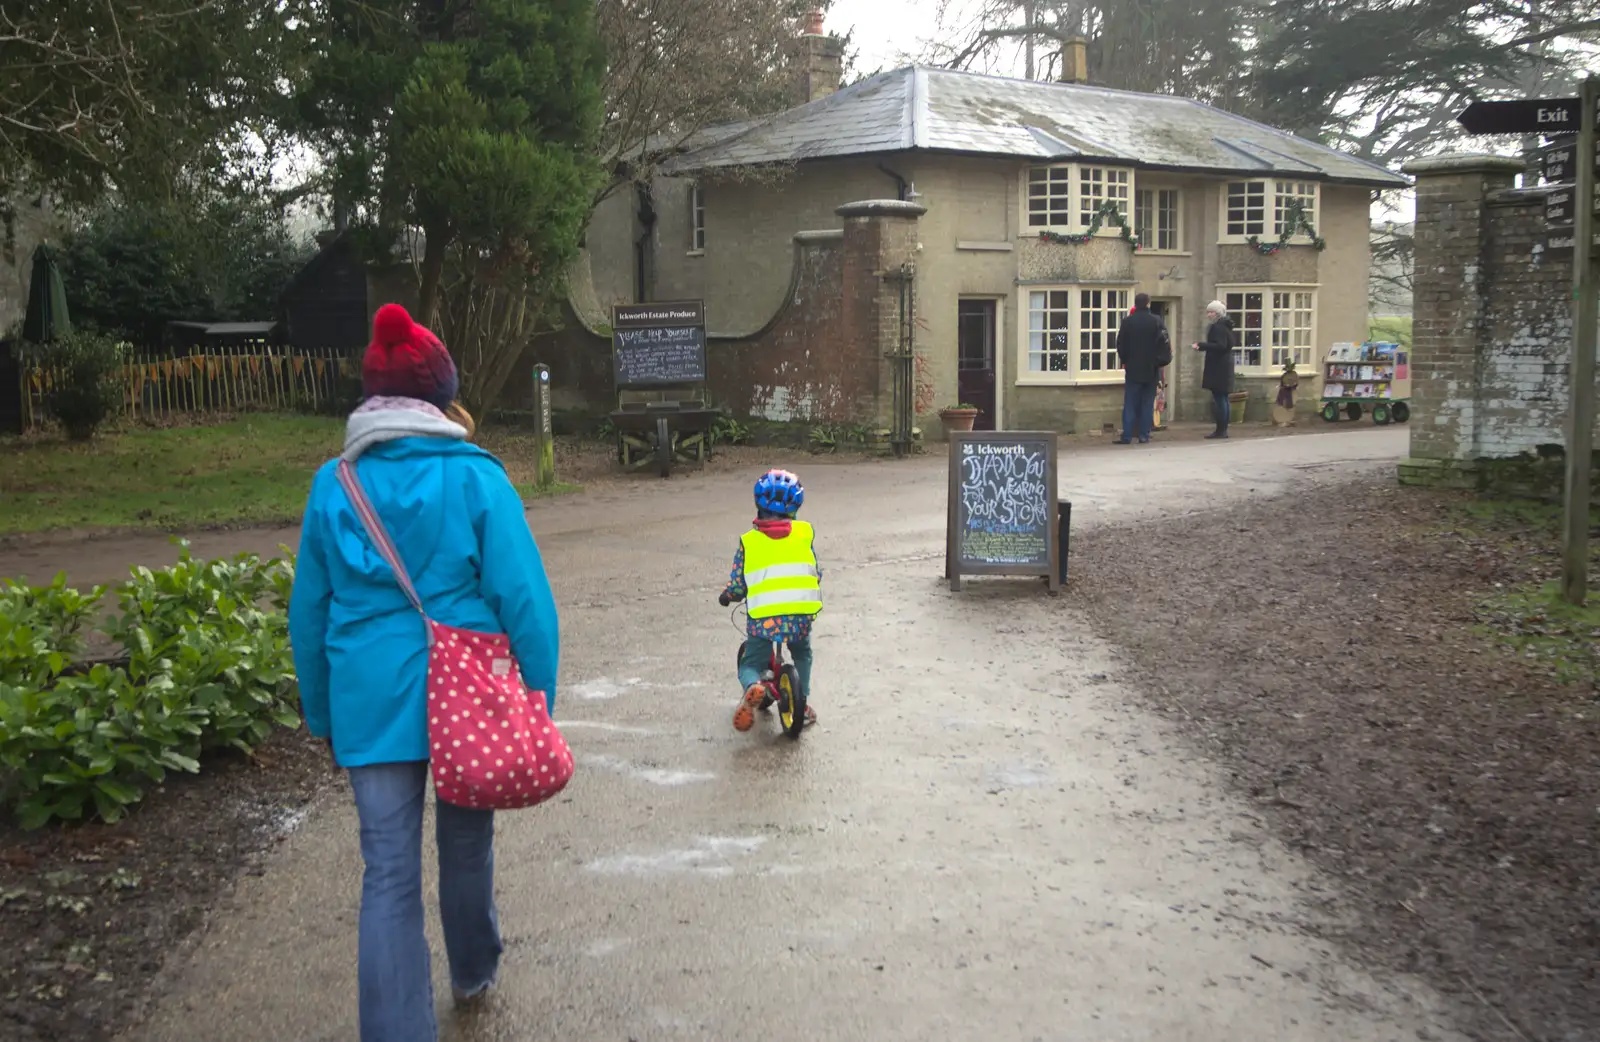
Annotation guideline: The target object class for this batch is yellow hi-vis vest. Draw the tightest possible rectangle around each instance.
[741,522,822,619]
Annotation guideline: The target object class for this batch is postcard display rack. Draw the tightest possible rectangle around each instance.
[1319,341,1411,425]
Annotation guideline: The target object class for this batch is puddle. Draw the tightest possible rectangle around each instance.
[585,835,769,876]
[582,753,716,787]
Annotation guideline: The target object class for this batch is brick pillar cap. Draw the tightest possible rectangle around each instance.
[1402,153,1524,177]
[836,199,927,219]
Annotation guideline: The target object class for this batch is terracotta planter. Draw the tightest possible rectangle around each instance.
[939,408,979,433]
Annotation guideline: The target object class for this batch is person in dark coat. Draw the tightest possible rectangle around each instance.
[1195,300,1236,440]
[1116,293,1170,444]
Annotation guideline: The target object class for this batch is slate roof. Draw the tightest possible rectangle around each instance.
[666,66,1406,187]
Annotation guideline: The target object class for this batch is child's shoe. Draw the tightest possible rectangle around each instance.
[733,684,765,731]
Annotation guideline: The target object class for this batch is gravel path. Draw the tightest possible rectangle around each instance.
[1074,477,1600,1042]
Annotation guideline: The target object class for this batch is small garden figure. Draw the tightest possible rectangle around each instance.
[1272,359,1300,427]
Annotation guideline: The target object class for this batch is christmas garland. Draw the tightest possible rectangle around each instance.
[1246,198,1327,255]
[1037,200,1141,250]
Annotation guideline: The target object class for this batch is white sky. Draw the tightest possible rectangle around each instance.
[832,0,942,74]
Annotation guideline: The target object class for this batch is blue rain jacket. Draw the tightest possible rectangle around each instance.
[289,438,559,767]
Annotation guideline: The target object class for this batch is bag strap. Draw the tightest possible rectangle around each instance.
[336,460,428,621]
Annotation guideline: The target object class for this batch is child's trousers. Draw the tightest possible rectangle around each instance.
[738,637,812,698]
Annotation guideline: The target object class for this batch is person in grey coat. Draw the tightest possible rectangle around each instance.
[1195,300,1236,440]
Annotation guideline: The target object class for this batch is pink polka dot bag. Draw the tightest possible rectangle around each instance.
[337,461,574,810]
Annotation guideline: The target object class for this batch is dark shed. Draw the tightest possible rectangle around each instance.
[163,320,280,352]
[278,234,369,355]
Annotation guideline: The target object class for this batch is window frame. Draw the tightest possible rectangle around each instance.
[1133,185,1184,253]
[1273,180,1317,238]
[1077,165,1131,231]
[689,182,706,254]
[1026,165,1074,231]
[1019,285,1131,386]
[1219,180,1322,244]
[1217,284,1319,375]
[1025,163,1136,236]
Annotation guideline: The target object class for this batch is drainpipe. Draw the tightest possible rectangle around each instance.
[879,163,910,202]
[634,181,657,302]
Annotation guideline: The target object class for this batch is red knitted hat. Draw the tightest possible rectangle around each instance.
[362,304,460,409]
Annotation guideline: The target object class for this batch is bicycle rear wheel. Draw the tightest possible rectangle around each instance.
[777,664,806,740]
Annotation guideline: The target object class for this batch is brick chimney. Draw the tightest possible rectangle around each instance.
[797,10,844,106]
[1061,36,1088,84]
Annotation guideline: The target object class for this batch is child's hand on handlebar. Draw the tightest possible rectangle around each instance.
[718,592,732,607]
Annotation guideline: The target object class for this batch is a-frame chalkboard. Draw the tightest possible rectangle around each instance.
[945,431,1060,593]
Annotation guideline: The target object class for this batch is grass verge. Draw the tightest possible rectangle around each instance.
[1478,581,1600,687]
[0,415,579,535]
[1445,496,1600,689]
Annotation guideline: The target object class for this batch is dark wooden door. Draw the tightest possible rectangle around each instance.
[957,300,997,431]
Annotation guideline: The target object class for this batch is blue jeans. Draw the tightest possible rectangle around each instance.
[1211,389,1231,432]
[347,762,501,1042]
[739,637,812,700]
[1121,380,1157,442]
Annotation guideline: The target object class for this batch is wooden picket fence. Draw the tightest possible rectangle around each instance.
[21,346,358,430]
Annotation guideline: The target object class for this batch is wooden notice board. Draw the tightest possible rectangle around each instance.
[945,431,1060,593]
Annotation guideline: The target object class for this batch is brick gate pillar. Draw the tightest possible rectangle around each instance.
[835,200,926,431]
[1401,154,1525,472]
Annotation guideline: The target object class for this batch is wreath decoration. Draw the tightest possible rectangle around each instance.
[1246,197,1327,255]
[1037,200,1141,250]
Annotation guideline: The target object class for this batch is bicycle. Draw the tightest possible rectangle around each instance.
[718,594,810,739]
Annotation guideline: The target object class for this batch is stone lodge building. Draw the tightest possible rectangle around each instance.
[541,25,1406,434]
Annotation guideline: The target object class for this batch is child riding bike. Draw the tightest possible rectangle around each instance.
[717,469,822,732]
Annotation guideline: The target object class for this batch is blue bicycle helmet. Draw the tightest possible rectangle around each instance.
[753,469,804,516]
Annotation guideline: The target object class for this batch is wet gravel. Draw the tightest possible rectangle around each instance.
[1075,477,1600,1042]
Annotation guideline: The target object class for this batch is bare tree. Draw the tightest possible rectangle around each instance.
[0,1,292,200]
[925,0,1251,106]
[595,0,843,204]
[1369,218,1415,317]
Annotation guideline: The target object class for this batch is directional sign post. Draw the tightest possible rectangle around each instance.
[1571,78,1600,606]
[1458,82,1600,605]
[1542,140,1600,185]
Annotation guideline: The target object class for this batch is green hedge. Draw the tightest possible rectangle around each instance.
[0,544,299,829]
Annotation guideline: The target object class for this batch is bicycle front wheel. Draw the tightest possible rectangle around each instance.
[777,664,806,740]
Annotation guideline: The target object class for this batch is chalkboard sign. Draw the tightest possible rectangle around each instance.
[612,300,707,388]
[946,431,1060,593]
[612,326,707,386]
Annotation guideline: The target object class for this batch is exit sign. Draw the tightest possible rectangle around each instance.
[1457,97,1583,135]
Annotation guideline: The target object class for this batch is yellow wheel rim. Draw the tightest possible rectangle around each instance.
[777,671,795,730]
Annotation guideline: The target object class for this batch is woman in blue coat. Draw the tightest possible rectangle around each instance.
[289,304,560,1042]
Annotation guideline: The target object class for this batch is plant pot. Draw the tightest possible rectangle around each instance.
[939,408,979,433]
[1228,391,1249,424]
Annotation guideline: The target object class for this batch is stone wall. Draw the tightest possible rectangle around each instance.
[506,201,924,429]
[1400,153,1585,492]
